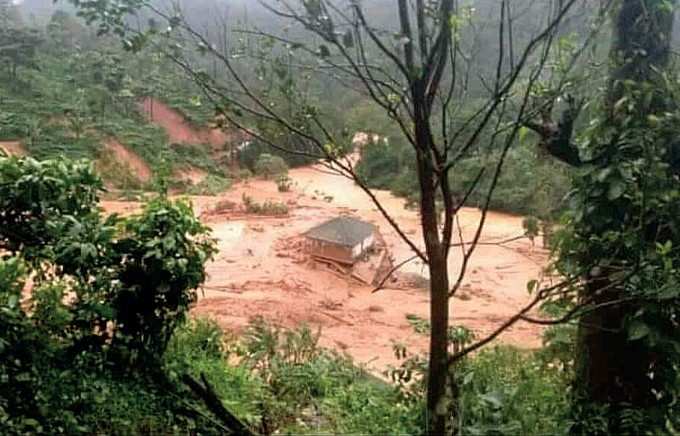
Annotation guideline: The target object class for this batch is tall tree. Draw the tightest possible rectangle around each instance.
[528,0,680,432]
[0,1,42,81]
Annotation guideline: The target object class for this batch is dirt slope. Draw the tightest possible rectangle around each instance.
[0,141,27,157]
[101,139,153,183]
[139,97,230,147]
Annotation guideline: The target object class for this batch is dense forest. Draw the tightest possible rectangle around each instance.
[1,0,680,435]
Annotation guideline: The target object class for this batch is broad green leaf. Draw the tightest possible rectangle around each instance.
[607,178,626,200]
[628,320,650,341]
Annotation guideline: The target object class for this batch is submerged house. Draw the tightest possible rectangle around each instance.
[304,216,376,265]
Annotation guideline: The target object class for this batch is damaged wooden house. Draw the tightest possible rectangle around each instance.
[304,216,376,265]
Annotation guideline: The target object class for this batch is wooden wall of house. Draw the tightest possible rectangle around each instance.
[306,239,354,264]
[352,234,375,259]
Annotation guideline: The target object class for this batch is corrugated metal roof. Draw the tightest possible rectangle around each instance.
[304,216,375,247]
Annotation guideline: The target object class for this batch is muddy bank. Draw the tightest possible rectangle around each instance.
[99,100,548,372]
[184,163,547,372]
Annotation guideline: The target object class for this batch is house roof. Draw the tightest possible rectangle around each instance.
[304,216,376,247]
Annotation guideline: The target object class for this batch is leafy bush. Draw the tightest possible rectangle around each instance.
[242,193,289,216]
[0,155,222,433]
[111,197,218,363]
[254,153,288,180]
[457,346,570,435]
[356,138,405,189]
[356,137,571,219]
[0,257,46,433]
[165,318,266,427]
[186,174,233,196]
[166,317,424,435]
[233,317,422,434]
[276,175,293,192]
[238,138,318,170]
[167,318,228,362]
[0,156,103,257]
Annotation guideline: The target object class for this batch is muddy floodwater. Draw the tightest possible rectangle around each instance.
[101,100,550,373]
[138,165,544,373]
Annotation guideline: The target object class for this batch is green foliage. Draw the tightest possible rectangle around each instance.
[231,317,422,434]
[238,137,323,170]
[235,168,253,181]
[242,193,289,216]
[0,11,42,82]
[95,148,145,190]
[185,174,233,196]
[356,137,406,190]
[111,197,217,363]
[551,70,680,430]
[0,257,46,434]
[457,347,570,435]
[276,174,293,192]
[166,317,228,362]
[356,137,571,218]
[522,216,540,244]
[237,317,324,431]
[0,155,221,433]
[0,155,102,257]
[166,317,424,435]
[0,17,227,188]
[163,94,215,126]
[405,313,475,346]
[170,142,224,175]
[254,153,289,180]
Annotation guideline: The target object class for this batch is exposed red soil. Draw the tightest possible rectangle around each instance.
[139,97,237,147]
[99,103,550,374]
[101,138,153,183]
[104,163,548,373]
[175,167,209,185]
[0,141,27,157]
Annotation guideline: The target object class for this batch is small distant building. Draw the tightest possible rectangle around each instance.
[304,216,376,265]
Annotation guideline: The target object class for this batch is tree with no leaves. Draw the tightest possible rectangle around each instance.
[65,0,608,433]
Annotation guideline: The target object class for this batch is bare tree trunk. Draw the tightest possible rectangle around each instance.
[426,253,450,435]
[415,118,452,433]
[422,197,451,433]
